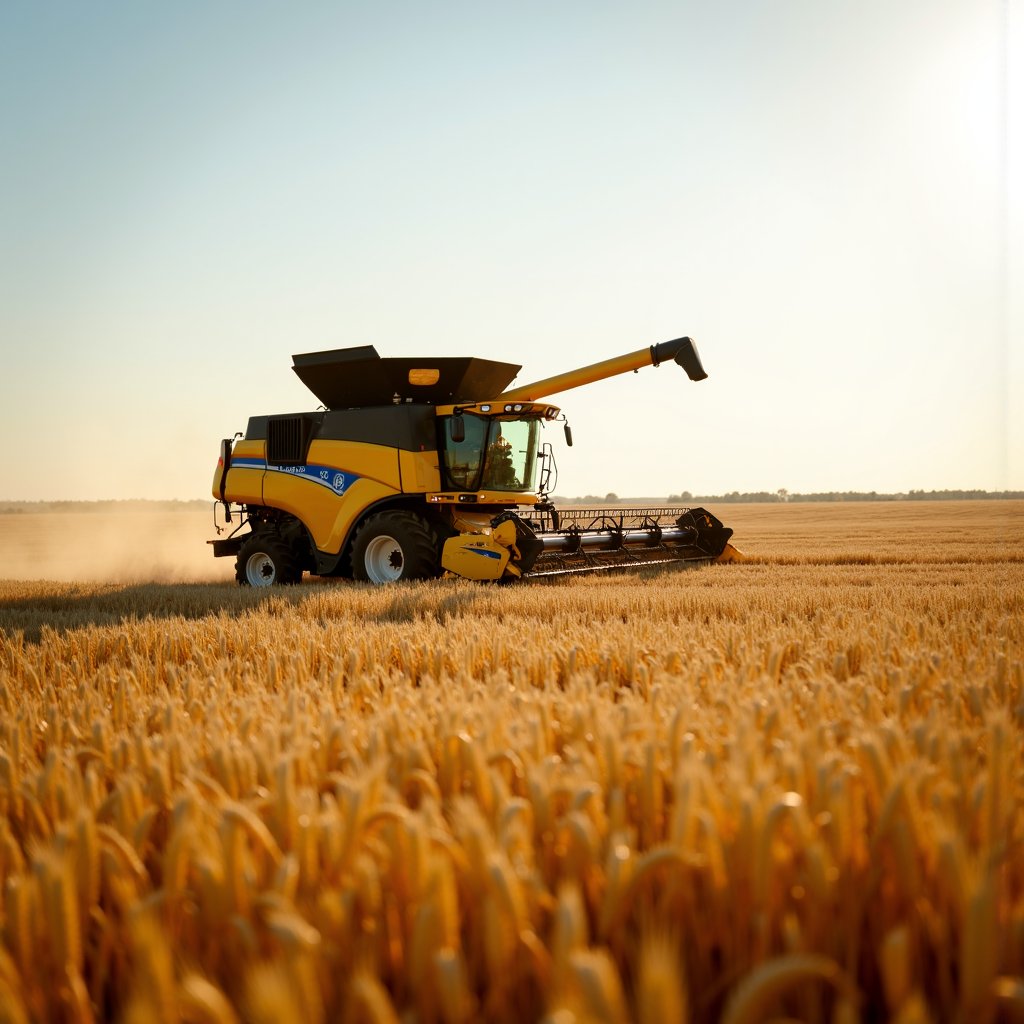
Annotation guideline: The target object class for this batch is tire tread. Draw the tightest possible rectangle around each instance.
[351,511,438,583]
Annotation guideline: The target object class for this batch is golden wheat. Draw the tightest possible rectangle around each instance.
[0,502,1021,1022]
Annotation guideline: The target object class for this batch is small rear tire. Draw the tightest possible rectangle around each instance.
[351,511,438,584]
[236,535,302,587]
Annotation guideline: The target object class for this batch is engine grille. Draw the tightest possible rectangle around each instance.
[266,416,316,465]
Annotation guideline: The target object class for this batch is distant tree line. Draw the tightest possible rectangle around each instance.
[2,490,1022,515]
[555,489,1024,505]
[676,489,1024,503]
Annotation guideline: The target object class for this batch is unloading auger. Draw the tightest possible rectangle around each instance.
[209,337,742,585]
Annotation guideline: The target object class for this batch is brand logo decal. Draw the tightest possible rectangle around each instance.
[235,458,358,495]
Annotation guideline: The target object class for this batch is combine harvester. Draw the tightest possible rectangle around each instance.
[210,338,741,585]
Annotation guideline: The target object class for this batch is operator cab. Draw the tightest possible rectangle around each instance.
[443,414,540,492]
[437,401,561,496]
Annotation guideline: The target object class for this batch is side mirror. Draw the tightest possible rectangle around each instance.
[450,413,466,443]
[564,422,573,447]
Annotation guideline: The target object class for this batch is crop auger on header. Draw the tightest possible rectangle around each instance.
[209,338,743,585]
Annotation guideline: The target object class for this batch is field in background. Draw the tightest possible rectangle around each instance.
[0,502,1022,1022]
[1,500,1021,583]
[0,506,233,583]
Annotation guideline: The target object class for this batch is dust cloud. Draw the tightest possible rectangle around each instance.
[0,509,236,583]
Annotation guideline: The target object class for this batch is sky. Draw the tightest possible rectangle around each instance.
[1,0,1020,501]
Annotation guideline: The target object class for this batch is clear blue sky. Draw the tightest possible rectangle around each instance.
[1,1,1019,500]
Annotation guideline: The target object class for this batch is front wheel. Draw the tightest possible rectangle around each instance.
[351,511,438,584]
[236,535,302,587]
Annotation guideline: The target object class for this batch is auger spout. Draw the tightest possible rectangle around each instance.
[499,337,706,402]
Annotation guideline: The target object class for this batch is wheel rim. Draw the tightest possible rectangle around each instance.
[364,535,404,584]
[245,552,276,587]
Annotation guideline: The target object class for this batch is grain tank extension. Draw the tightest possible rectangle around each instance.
[209,337,742,585]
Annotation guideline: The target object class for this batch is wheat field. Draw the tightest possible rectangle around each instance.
[0,501,1022,1023]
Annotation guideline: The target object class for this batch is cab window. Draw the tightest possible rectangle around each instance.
[442,414,488,490]
[441,415,541,493]
[480,418,539,491]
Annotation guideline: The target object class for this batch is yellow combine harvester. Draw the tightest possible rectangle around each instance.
[210,338,741,585]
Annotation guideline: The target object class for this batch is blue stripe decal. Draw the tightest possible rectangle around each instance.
[468,547,503,559]
[230,457,358,496]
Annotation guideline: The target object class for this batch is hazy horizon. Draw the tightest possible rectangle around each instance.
[2,1,1020,501]
[3,488,1023,508]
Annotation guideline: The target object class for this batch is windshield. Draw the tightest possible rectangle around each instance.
[442,415,540,492]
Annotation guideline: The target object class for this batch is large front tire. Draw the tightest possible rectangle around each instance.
[351,512,438,584]
[236,535,302,587]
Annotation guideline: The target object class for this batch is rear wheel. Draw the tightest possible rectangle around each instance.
[236,535,302,587]
[351,511,438,584]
